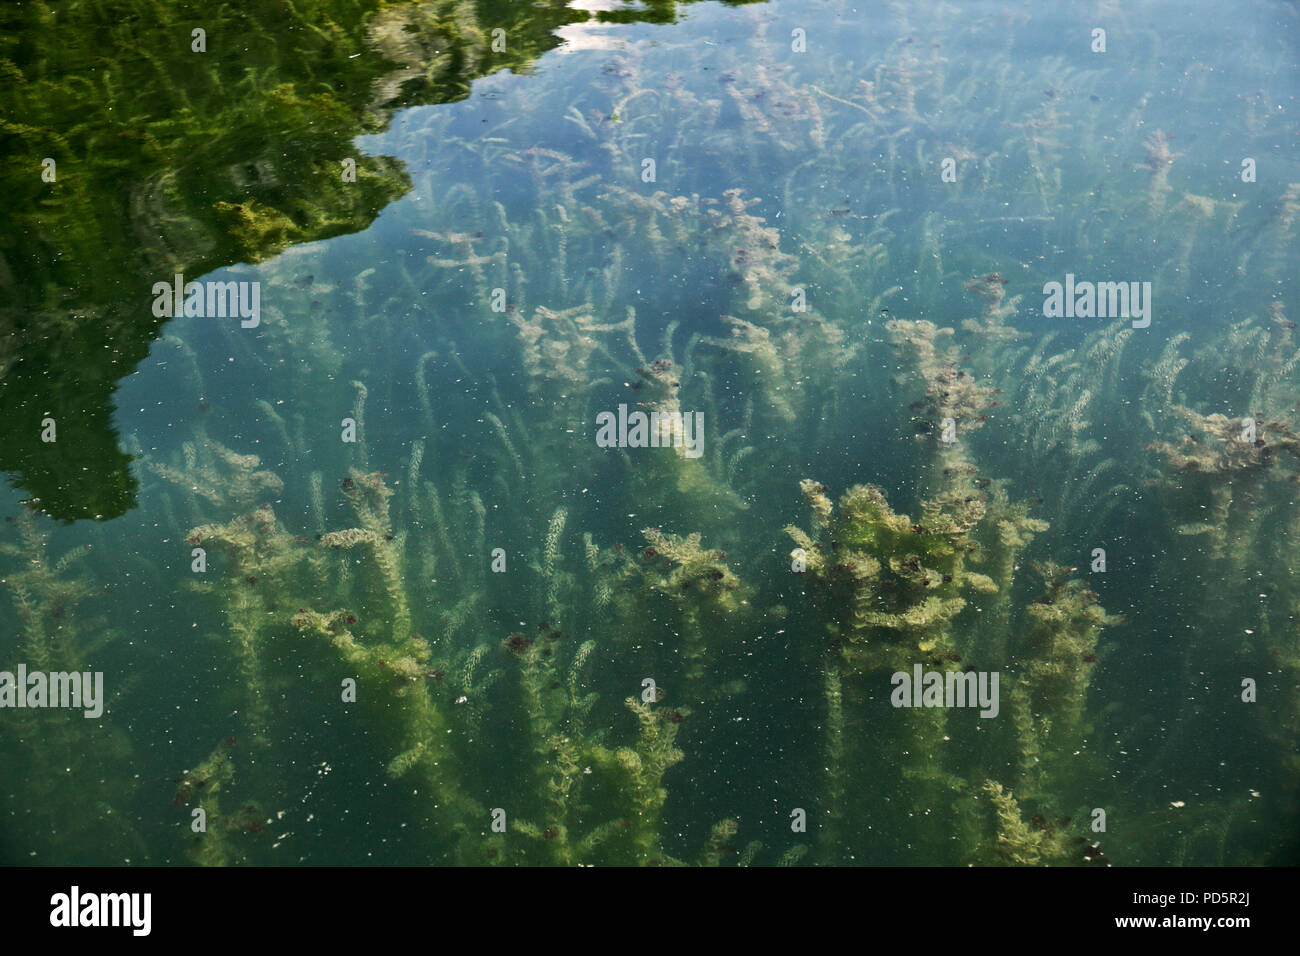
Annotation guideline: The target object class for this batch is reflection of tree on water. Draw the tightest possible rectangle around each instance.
[0,0,743,519]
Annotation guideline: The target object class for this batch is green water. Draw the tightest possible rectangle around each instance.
[1,0,1298,865]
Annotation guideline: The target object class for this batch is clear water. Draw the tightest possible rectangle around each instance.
[1,0,1298,865]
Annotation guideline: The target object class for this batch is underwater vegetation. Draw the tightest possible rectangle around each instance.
[1,0,1298,865]
[0,0,744,520]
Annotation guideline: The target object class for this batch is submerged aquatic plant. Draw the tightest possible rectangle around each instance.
[2,0,1297,869]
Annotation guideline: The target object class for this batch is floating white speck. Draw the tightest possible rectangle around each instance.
[1170,800,1186,808]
